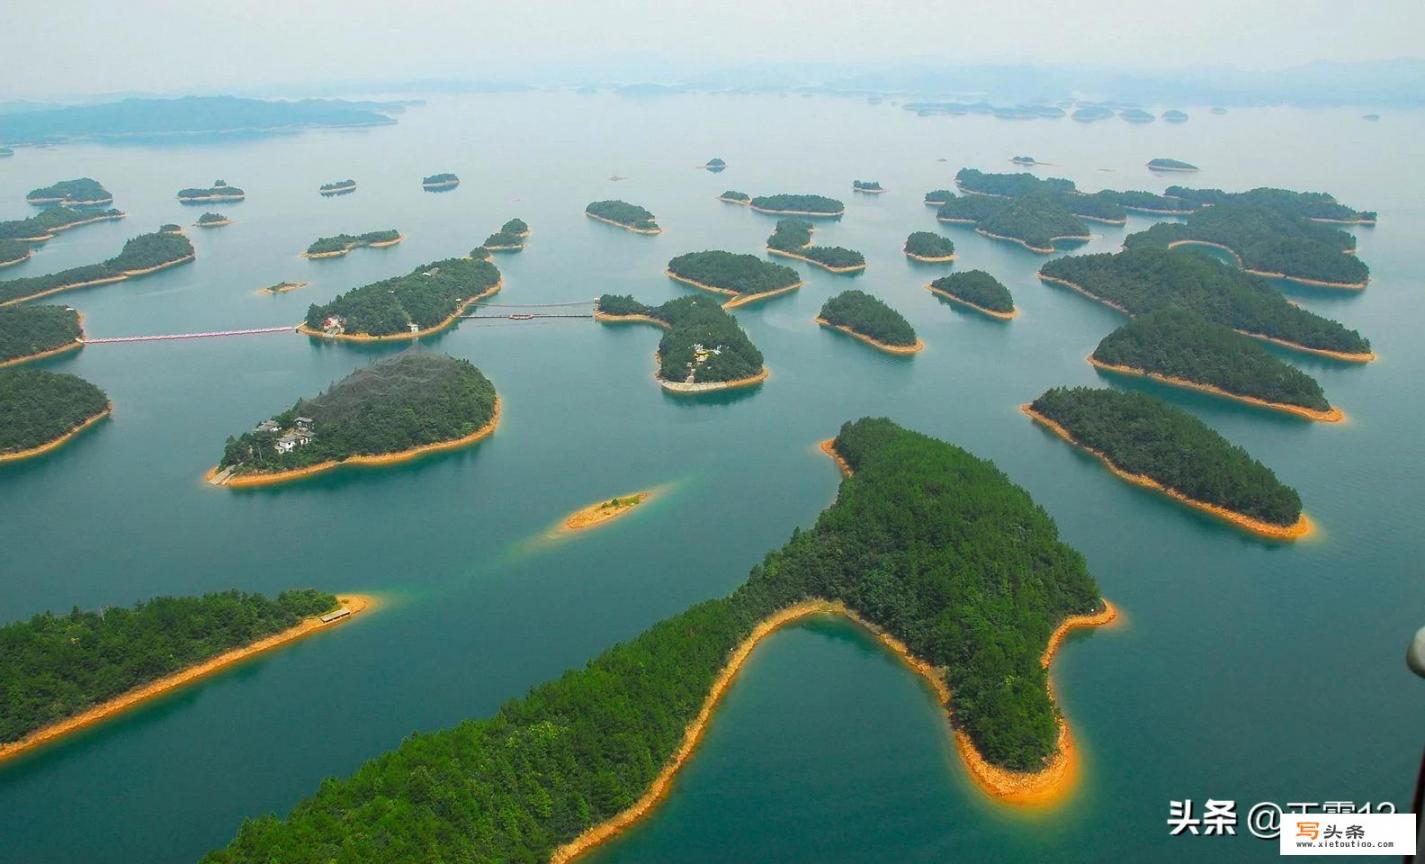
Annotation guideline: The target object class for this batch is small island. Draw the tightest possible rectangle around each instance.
[852,180,885,194]
[816,290,922,354]
[586,200,661,234]
[765,219,866,273]
[1039,247,1372,361]
[201,417,1113,863]
[422,173,460,191]
[26,178,113,206]
[1124,202,1369,289]
[159,223,183,235]
[0,590,371,763]
[1090,308,1340,422]
[903,231,955,262]
[262,281,308,295]
[196,212,232,228]
[666,250,802,308]
[749,193,845,217]
[1025,387,1309,540]
[177,180,245,202]
[717,190,750,205]
[0,366,110,463]
[303,229,403,259]
[595,294,767,393]
[482,218,530,251]
[0,240,30,268]
[1162,110,1189,123]
[1071,105,1115,122]
[1011,156,1041,166]
[562,492,652,532]
[319,179,357,196]
[207,353,498,487]
[0,206,126,242]
[1147,158,1197,172]
[0,305,84,367]
[1119,108,1155,123]
[703,158,726,172]
[0,231,195,306]
[301,256,501,341]
[927,270,1017,320]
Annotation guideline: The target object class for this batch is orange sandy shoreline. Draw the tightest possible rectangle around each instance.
[594,311,769,393]
[585,212,662,235]
[1163,240,1367,290]
[1021,404,1313,540]
[815,316,923,354]
[195,218,233,228]
[0,338,83,368]
[297,278,502,342]
[206,398,501,488]
[0,254,193,307]
[926,283,1018,320]
[905,250,956,263]
[0,594,376,764]
[1087,356,1343,422]
[766,246,866,273]
[302,234,404,259]
[748,205,845,217]
[561,491,652,533]
[665,269,803,308]
[0,403,111,464]
[976,227,1088,254]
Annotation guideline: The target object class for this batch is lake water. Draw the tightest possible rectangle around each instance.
[0,93,1421,863]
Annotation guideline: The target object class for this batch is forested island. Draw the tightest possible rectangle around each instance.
[956,168,1076,198]
[303,230,403,258]
[301,256,501,341]
[666,250,802,307]
[0,367,109,462]
[0,206,126,242]
[718,190,750,204]
[765,219,866,273]
[852,180,885,194]
[0,240,29,268]
[928,270,1017,320]
[1039,247,1373,361]
[904,231,956,262]
[0,231,195,306]
[586,200,661,234]
[482,218,529,251]
[933,192,1007,223]
[1147,158,1198,172]
[595,294,767,393]
[749,193,846,217]
[817,290,922,354]
[1163,185,1375,224]
[975,193,1091,253]
[196,212,231,228]
[262,281,307,295]
[177,181,245,202]
[1090,308,1339,421]
[26,178,113,206]
[1011,156,1039,165]
[0,589,367,761]
[704,158,726,172]
[1124,202,1370,288]
[201,417,1112,863]
[209,354,498,487]
[319,179,357,196]
[953,169,1126,224]
[0,305,83,366]
[422,173,460,190]
[1025,387,1308,539]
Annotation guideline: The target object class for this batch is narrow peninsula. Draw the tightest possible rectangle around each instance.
[0,231,195,306]
[303,230,403,259]
[0,240,30,268]
[207,353,498,488]
[595,294,767,393]
[0,367,110,463]
[666,250,802,308]
[300,255,501,341]
[0,305,84,367]
[201,417,1114,864]
[0,206,126,243]
[1025,387,1309,540]
[177,181,245,202]
[585,200,661,234]
[481,218,529,251]
[0,590,371,763]
[817,290,922,354]
[766,219,866,273]
[904,231,956,262]
[928,270,1017,320]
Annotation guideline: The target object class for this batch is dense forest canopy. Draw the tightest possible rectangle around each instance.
[719,190,749,202]
[0,590,338,745]
[0,206,125,241]
[0,240,28,265]
[177,182,245,200]
[1164,185,1375,223]
[303,256,501,337]
[1124,202,1369,285]
[500,218,528,236]
[951,169,1126,224]
[749,193,845,215]
[904,231,955,258]
[0,231,194,305]
[930,270,1015,313]
[852,180,883,191]
[220,353,496,474]
[1030,387,1302,526]
[819,290,918,347]
[667,250,800,296]
[1092,308,1331,411]
[1040,247,1370,355]
[25,178,112,204]
[955,168,1076,198]
[597,294,764,384]
[1147,158,1198,171]
[0,305,81,364]
[204,417,1103,863]
[585,200,659,231]
[766,219,865,270]
[197,212,228,225]
[320,179,356,192]
[0,366,108,454]
[422,173,458,185]
[976,192,1089,250]
[934,193,1007,223]
[305,230,401,255]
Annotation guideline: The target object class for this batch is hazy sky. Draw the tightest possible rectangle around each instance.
[4,0,1424,100]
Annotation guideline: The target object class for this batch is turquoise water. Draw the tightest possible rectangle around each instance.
[0,94,1421,862]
